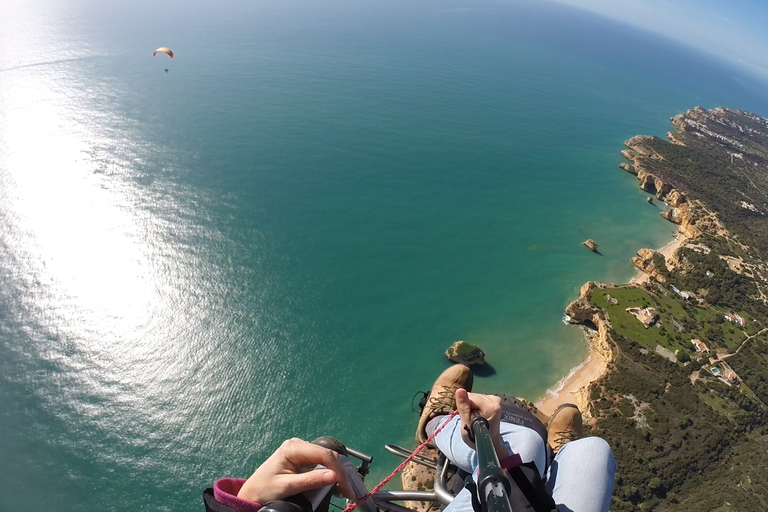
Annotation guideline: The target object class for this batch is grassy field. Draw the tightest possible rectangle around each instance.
[589,285,755,361]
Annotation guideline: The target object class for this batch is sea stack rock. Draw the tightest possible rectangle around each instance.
[445,341,485,366]
[583,239,598,252]
[647,196,653,204]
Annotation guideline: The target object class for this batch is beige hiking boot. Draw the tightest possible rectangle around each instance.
[416,364,474,444]
[547,403,583,454]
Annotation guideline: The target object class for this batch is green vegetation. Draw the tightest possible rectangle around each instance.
[590,285,751,359]
[455,342,482,356]
[588,320,768,511]
[668,248,761,315]
[637,129,768,255]
[582,108,768,510]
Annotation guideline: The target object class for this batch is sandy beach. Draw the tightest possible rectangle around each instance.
[630,227,688,285]
[536,331,609,417]
[536,226,688,418]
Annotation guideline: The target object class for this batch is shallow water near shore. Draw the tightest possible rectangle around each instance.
[3,0,768,509]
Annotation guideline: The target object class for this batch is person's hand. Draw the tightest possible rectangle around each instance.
[455,389,510,459]
[237,438,355,504]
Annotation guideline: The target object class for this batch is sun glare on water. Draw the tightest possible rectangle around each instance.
[0,15,234,447]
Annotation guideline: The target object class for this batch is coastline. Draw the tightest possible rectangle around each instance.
[629,225,687,285]
[535,328,608,416]
[536,223,687,417]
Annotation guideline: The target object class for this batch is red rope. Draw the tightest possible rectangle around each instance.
[341,410,458,512]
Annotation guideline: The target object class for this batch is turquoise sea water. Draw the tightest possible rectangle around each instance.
[2,0,768,510]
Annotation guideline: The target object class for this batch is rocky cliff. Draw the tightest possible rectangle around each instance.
[621,137,689,206]
[571,107,768,510]
[563,282,614,416]
[630,248,667,282]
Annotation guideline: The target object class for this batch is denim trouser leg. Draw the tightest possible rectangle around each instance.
[430,417,547,512]
[429,417,615,512]
[547,437,616,512]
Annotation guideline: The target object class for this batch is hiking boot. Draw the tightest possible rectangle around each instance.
[547,404,582,454]
[416,364,474,444]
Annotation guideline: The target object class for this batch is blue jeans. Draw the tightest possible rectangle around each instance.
[429,416,615,512]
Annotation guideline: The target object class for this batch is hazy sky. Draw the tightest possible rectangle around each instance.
[551,0,768,80]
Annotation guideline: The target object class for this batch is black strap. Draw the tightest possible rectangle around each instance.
[464,462,558,512]
[507,463,558,512]
[496,395,548,448]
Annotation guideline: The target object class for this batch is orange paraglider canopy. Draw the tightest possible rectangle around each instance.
[153,47,174,58]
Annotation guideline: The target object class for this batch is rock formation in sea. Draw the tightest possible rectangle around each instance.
[445,340,485,365]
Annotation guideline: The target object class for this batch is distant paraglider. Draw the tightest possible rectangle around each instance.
[153,47,174,58]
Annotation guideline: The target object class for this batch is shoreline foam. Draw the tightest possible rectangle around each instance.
[536,329,608,416]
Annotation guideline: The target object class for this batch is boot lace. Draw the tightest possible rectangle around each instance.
[552,429,577,450]
[427,386,459,414]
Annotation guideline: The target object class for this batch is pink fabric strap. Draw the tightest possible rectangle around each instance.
[214,478,263,512]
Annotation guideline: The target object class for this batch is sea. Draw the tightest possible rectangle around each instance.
[2,0,768,509]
